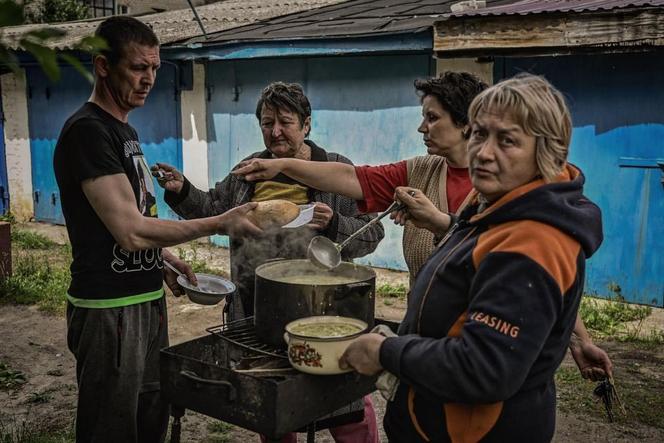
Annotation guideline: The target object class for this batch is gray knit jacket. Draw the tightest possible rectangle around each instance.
[165,140,384,319]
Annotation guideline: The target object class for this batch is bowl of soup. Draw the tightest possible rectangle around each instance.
[284,316,368,375]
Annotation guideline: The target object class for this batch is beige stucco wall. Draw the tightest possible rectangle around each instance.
[1,72,33,221]
[436,57,494,85]
[180,62,209,191]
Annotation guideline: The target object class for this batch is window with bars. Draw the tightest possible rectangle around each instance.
[85,0,116,17]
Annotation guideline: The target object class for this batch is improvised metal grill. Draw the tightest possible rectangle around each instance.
[206,317,287,359]
[161,317,377,442]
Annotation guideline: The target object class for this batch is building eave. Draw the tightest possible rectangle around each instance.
[434,7,664,57]
[163,29,433,60]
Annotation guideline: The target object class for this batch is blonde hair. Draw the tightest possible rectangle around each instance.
[468,74,572,182]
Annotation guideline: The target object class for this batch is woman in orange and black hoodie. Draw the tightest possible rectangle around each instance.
[340,74,604,442]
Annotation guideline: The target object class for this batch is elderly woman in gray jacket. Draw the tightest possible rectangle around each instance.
[152,82,384,321]
[153,81,383,443]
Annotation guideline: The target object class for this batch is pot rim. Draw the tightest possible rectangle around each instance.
[255,259,376,283]
[285,315,368,342]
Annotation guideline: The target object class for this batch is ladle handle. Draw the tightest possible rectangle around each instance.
[337,200,403,250]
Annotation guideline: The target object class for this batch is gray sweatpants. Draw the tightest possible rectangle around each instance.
[66,297,169,443]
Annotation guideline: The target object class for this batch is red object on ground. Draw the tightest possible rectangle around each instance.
[259,395,379,443]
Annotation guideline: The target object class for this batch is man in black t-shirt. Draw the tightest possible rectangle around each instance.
[53,17,261,443]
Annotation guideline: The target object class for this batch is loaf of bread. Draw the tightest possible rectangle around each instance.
[247,200,300,229]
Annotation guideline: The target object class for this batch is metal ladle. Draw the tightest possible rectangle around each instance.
[308,198,409,270]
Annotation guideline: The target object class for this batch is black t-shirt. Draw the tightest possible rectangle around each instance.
[54,102,163,301]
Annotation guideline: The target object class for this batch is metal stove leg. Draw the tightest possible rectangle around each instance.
[306,422,316,443]
[170,406,185,443]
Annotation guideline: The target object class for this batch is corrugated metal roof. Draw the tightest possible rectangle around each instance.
[448,0,664,18]
[435,0,664,55]
[180,0,516,46]
[1,0,347,50]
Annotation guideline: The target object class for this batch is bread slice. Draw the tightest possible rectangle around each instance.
[247,200,300,230]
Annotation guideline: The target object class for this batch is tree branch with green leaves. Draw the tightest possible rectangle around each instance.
[0,0,107,83]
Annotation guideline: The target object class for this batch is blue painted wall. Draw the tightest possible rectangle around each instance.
[26,63,182,224]
[496,52,664,307]
[0,88,8,214]
[206,54,434,269]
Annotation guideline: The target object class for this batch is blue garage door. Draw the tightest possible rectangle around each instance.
[497,52,664,307]
[27,63,182,224]
[206,54,433,269]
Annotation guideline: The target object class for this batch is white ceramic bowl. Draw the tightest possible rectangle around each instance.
[284,316,368,375]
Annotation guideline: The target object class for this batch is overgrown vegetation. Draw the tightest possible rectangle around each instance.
[24,0,89,24]
[579,293,663,345]
[0,250,70,314]
[10,230,56,250]
[0,0,106,83]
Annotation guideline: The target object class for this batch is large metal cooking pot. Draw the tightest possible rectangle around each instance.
[254,259,375,347]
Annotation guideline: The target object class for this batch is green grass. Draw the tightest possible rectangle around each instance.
[176,244,228,277]
[376,283,407,299]
[555,366,598,413]
[26,391,52,404]
[556,350,664,429]
[626,329,664,348]
[205,421,233,443]
[10,230,56,250]
[0,213,16,224]
[0,419,74,443]
[0,251,70,314]
[0,362,26,390]
[579,295,661,344]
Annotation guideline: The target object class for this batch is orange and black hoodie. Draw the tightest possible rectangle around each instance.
[379,165,603,443]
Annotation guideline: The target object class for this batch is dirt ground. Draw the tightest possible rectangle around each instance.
[1,223,663,442]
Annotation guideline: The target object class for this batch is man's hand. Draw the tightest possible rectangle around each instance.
[306,203,334,230]
[151,162,185,194]
[162,249,196,296]
[216,202,264,237]
[392,187,452,235]
[232,158,284,182]
[569,337,613,381]
[339,333,386,376]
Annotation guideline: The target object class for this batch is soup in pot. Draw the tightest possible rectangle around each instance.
[272,274,358,285]
[290,322,363,338]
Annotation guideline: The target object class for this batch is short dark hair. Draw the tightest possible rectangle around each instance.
[95,16,159,66]
[414,71,488,128]
[255,82,312,135]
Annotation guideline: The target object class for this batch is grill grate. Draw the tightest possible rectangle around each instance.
[206,316,288,359]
